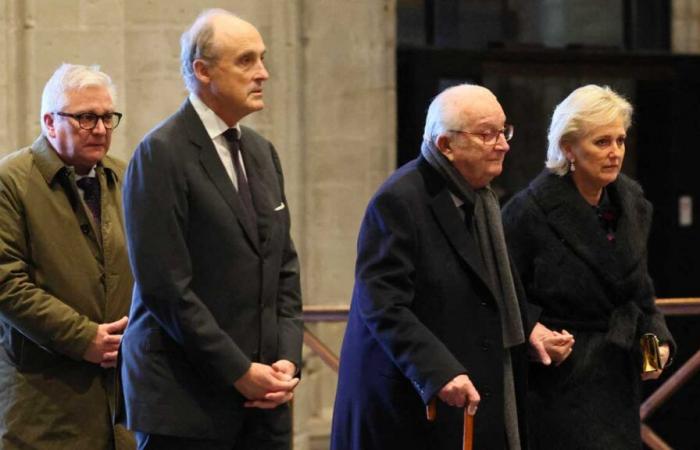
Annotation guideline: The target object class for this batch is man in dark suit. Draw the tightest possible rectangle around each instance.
[120,9,302,450]
[331,84,573,450]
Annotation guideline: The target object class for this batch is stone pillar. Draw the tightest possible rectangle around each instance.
[0,1,396,449]
[672,0,700,53]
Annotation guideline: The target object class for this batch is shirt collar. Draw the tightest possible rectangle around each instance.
[189,93,241,140]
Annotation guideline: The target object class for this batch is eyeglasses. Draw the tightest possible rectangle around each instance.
[54,111,123,130]
[449,124,514,145]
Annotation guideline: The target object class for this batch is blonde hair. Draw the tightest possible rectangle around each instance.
[546,85,632,176]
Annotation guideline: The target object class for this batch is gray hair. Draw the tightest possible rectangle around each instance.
[423,83,483,148]
[40,63,116,135]
[180,8,238,93]
[546,84,633,176]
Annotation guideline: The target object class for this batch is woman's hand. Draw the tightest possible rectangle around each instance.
[529,322,575,365]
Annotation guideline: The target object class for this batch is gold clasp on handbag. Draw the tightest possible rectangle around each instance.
[640,333,662,373]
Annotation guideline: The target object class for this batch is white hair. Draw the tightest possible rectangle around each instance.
[546,84,633,176]
[40,63,116,135]
[180,8,239,93]
[423,83,491,148]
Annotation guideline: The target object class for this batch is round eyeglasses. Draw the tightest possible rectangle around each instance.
[449,124,514,146]
[54,111,123,130]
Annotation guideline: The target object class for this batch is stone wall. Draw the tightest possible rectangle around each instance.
[673,0,700,53]
[0,1,396,448]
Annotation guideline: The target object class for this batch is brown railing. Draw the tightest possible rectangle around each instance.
[302,297,700,449]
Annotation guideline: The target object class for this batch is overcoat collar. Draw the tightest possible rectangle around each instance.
[528,170,651,288]
[31,135,119,186]
[179,99,263,253]
[418,157,498,302]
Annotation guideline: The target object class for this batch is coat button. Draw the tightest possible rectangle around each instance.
[481,339,490,351]
[80,224,90,234]
[480,300,488,307]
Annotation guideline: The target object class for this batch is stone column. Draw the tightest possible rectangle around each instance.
[0,1,396,449]
[673,0,700,53]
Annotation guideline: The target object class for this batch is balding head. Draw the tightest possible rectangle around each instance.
[423,84,510,188]
[180,9,269,126]
[180,9,259,93]
[423,84,498,145]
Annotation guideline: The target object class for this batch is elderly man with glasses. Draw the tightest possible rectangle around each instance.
[331,84,574,450]
[0,63,134,449]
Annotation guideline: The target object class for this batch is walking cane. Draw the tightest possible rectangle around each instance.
[426,398,475,450]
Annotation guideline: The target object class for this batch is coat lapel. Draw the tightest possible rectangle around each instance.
[421,161,498,301]
[529,171,649,287]
[180,101,260,253]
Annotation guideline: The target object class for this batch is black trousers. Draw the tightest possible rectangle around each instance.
[136,404,291,450]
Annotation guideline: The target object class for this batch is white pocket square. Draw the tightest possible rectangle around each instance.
[274,202,286,211]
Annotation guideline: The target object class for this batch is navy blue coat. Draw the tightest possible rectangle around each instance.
[118,100,302,440]
[331,157,536,450]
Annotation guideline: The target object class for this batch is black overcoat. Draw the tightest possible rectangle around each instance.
[331,157,537,450]
[502,170,675,450]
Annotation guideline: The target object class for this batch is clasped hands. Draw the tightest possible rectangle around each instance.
[528,322,575,366]
[437,322,575,417]
[234,360,299,409]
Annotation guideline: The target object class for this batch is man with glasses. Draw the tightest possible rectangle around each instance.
[0,63,134,449]
[120,9,302,450]
[331,84,573,450]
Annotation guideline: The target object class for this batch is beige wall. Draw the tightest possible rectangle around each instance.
[674,0,700,53]
[0,1,396,448]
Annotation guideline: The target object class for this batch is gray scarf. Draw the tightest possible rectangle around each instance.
[422,140,524,450]
[421,140,525,348]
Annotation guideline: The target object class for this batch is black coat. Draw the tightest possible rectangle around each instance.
[331,157,537,450]
[502,170,675,450]
[119,100,303,440]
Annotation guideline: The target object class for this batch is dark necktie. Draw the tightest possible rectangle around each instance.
[76,177,101,225]
[222,129,257,226]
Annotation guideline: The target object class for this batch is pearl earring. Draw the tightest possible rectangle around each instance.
[569,159,576,172]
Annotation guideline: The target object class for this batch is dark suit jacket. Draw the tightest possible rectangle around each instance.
[119,100,302,440]
[331,157,536,450]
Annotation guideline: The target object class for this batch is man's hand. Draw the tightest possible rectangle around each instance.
[642,343,671,381]
[437,374,480,415]
[271,359,296,378]
[234,362,299,409]
[529,322,574,366]
[82,316,128,368]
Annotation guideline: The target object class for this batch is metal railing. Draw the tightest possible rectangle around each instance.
[302,298,700,449]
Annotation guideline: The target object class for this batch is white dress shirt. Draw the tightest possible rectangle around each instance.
[189,93,247,190]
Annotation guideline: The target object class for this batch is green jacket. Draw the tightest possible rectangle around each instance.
[0,136,134,449]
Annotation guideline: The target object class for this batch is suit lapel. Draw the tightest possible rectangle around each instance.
[180,101,260,253]
[239,133,274,251]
